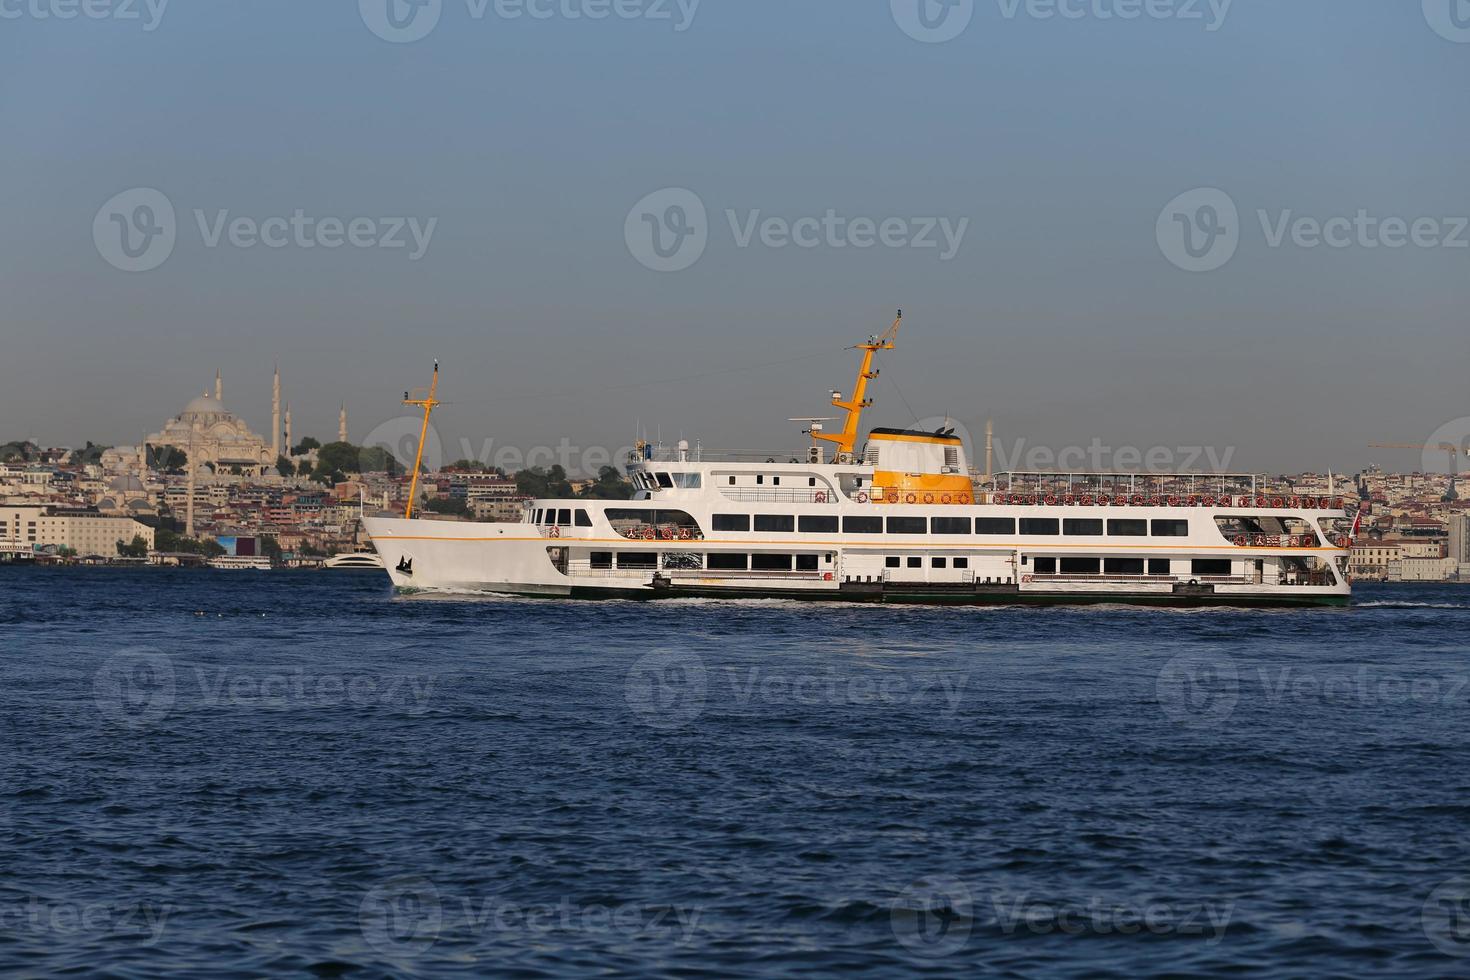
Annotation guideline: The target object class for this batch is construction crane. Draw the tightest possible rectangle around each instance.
[1368,441,1470,502]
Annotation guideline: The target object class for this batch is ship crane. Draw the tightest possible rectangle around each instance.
[812,310,902,463]
[1368,441,1470,502]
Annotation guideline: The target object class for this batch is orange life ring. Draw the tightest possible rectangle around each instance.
[1080,495,1093,506]
[643,527,656,540]
[1131,495,1145,507]
[855,491,869,504]
[1044,495,1057,506]
[1028,495,1039,506]
[941,494,952,504]
[886,491,899,504]
[678,527,692,540]
[1202,495,1215,507]
[1234,534,1249,547]
[822,572,834,581]
[1063,495,1075,505]
[956,493,971,505]
[906,493,917,504]
[814,491,827,503]
[923,493,934,504]
[548,526,560,538]
[1272,497,1284,509]
[1022,574,1034,584]
[1253,534,1267,547]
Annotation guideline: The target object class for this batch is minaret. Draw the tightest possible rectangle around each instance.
[985,419,994,484]
[338,404,348,444]
[284,404,293,455]
[271,363,281,459]
[215,369,222,403]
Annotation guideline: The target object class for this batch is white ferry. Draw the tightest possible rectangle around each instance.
[365,315,1354,608]
[208,555,272,571]
[323,550,385,570]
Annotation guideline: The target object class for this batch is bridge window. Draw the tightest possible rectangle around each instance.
[1151,519,1190,537]
[1060,557,1100,575]
[1107,519,1148,537]
[751,554,793,571]
[975,518,1015,535]
[575,509,592,527]
[557,509,571,526]
[843,516,883,534]
[887,516,927,534]
[673,473,701,489]
[931,517,971,535]
[655,473,673,489]
[712,514,750,531]
[1020,518,1059,535]
[755,514,795,532]
[1063,518,1104,536]
[708,553,748,570]
[1104,557,1145,575]
[798,515,839,533]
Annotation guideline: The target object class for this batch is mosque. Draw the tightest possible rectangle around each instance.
[142,367,348,477]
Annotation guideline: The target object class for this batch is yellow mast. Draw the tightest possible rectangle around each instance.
[402,361,440,520]
[813,310,902,460]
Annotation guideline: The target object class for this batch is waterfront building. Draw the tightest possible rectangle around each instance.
[0,505,155,557]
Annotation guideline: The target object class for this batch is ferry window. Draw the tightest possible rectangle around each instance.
[809,478,817,487]
[887,516,927,534]
[885,556,901,568]
[1151,519,1189,537]
[932,557,947,568]
[751,554,793,571]
[1033,557,1057,575]
[590,552,612,569]
[931,517,971,535]
[663,552,703,570]
[1019,518,1060,536]
[1149,559,1171,575]
[575,509,592,527]
[708,553,748,570]
[1107,519,1148,536]
[1063,518,1104,536]
[795,555,819,571]
[655,473,673,489]
[617,552,658,569]
[1192,559,1232,576]
[975,518,1015,535]
[953,557,969,569]
[728,476,736,485]
[773,477,781,486]
[755,514,795,532]
[906,557,922,568]
[673,473,702,489]
[756,475,764,485]
[1060,557,1100,575]
[534,509,542,524]
[798,515,839,534]
[1104,557,1146,575]
[557,509,571,526]
[712,514,750,531]
[844,516,883,534]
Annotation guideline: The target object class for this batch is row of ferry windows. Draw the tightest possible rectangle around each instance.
[534,509,593,526]
[712,515,1191,537]
[591,552,828,571]
[1026,557,1233,576]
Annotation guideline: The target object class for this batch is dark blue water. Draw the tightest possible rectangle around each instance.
[3,567,1470,977]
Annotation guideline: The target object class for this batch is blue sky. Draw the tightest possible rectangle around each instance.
[1,0,1466,474]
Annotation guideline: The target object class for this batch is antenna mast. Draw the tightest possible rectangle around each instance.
[402,361,440,520]
[813,310,902,461]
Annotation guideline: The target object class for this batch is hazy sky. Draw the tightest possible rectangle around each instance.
[1,0,1466,476]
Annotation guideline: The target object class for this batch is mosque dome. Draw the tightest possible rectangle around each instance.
[183,393,224,416]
